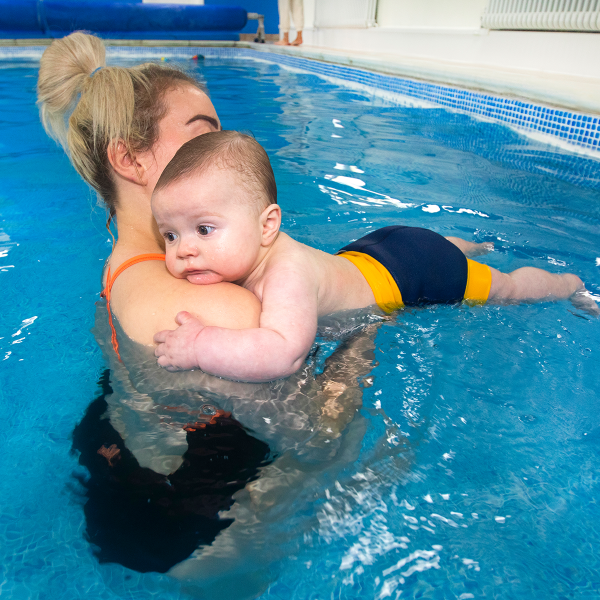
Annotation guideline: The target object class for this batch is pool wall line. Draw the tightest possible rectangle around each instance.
[2,42,598,159]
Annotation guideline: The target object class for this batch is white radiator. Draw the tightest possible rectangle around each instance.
[482,0,600,31]
[314,0,377,28]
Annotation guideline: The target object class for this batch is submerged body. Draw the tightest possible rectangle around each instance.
[83,290,378,594]
[152,132,586,383]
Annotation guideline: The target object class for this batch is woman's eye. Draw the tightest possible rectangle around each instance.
[197,225,214,236]
[163,232,177,243]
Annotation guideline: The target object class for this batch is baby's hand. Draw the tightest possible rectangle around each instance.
[154,311,205,371]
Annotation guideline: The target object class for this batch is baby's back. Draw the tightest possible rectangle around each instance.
[259,233,377,316]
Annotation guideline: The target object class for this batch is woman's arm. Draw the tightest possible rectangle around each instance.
[107,260,261,346]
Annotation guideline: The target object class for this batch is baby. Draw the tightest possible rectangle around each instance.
[152,131,588,382]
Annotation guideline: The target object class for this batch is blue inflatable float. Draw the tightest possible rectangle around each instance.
[0,0,255,40]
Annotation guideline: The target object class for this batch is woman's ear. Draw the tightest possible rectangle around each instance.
[106,141,151,186]
[260,203,281,246]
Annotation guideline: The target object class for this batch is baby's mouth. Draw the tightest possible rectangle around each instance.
[183,268,207,275]
[184,269,223,285]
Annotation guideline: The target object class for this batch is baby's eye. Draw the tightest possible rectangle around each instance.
[163,231,177,243]
[197,225,214,236]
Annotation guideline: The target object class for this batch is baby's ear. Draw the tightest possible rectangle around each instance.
[260,203,281,246]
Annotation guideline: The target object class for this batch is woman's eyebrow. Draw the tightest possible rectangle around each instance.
[186,114,220,130]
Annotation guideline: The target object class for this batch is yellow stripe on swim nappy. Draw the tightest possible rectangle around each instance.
[339,251,404,313]
[464,259,492,305]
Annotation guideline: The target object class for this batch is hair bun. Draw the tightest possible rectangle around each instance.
[37,31,106,149]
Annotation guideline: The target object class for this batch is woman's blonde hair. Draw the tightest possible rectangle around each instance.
[37,31,203,219]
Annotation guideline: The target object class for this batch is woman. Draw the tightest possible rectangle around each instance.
[38,32,384,596]
[38,32,260,346]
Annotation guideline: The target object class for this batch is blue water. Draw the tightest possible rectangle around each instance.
[1,56,600,599]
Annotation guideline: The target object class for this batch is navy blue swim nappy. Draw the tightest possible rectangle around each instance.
[337,226,491,310]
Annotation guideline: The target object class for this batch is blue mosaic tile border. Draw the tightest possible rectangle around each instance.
[238,49,600,156]
[2,44,599,156]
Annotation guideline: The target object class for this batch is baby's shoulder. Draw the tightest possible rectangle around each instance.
[268,234,317,273]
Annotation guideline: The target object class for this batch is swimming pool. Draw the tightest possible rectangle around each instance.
[1,51,600,600]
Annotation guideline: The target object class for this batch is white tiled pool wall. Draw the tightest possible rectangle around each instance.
[4,44,599,156]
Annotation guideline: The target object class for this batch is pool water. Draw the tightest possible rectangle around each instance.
[1,55,600,600]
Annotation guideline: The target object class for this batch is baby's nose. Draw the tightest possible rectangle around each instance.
[177,239,199,258]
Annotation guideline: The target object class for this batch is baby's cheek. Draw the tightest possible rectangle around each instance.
[165,253,180,278]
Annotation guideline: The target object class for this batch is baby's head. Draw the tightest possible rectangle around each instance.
[152,131,281,285]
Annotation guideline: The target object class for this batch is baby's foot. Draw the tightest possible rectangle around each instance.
[446,237,494,258]
[570,288,600,317]
[467,242,494,258]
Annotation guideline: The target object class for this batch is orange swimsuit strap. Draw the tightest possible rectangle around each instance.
[100,253,166,361]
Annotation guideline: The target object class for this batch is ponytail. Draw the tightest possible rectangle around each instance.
[37,32,203,216]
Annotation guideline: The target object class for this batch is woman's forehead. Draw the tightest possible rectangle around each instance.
[163,85,218,122]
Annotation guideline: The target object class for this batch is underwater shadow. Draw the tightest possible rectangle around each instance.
[71,369,273,574]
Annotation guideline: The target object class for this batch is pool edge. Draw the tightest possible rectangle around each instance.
[2,40,599,159]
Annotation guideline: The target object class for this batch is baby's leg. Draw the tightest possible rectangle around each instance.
[446,236,494,258]
[488,266,584,303]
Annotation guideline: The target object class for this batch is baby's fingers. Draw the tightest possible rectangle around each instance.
[157,354,179,371]
[175,311,195,326]
[153,329,171,345]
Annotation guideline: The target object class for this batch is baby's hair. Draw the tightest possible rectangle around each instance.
[37,31,207,220]
[154,130,277,210]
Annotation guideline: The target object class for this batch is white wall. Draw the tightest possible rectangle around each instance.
[304,0,316,29]
[376,0,487,29]
[301,0,600,112]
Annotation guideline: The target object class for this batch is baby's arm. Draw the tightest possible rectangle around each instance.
[154,266,320,382]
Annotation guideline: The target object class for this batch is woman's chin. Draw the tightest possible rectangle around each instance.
[185,271,224,285]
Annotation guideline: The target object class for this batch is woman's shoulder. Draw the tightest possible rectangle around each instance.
[106,252,261,347]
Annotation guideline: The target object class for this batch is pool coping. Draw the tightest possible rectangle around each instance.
[2,39,599,158]
[3,37,599,111]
